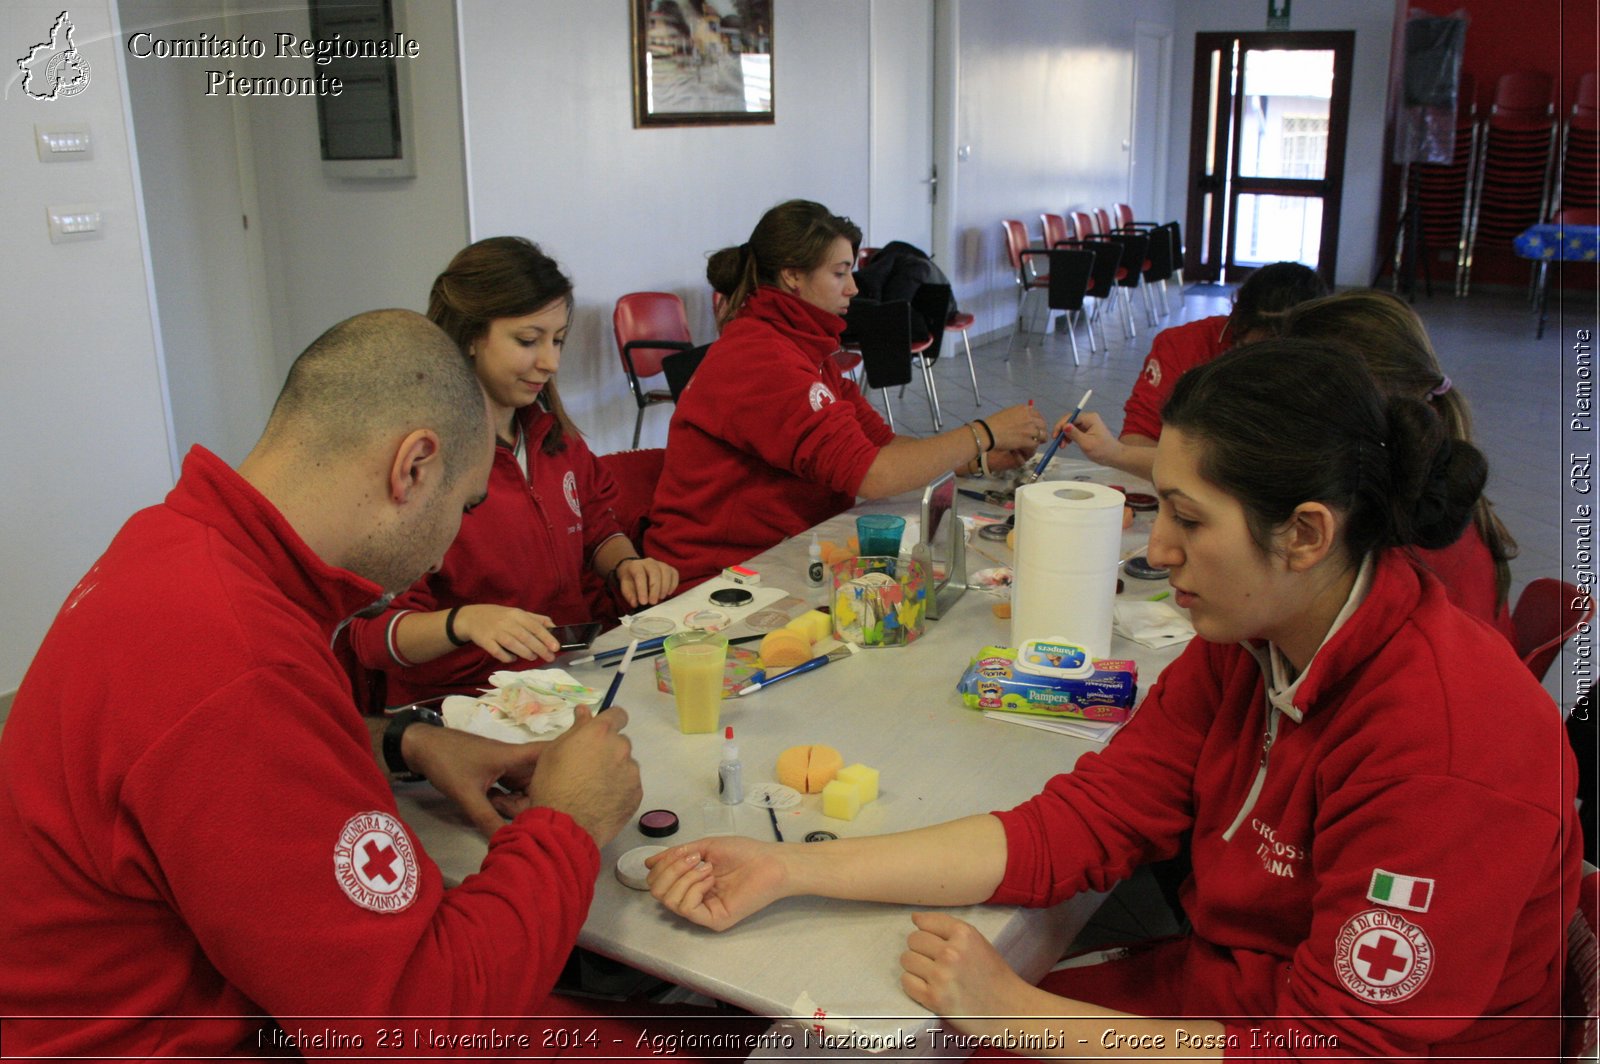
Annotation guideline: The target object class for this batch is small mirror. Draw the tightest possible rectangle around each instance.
[918,472,965,620]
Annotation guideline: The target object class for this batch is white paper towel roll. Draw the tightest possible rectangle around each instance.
[1010,482,1125,658]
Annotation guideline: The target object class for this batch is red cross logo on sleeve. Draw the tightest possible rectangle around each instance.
[1335,908,1434,1003]
[361,838,400,885]
[333,811,420,913]
[1355,933,1411,982]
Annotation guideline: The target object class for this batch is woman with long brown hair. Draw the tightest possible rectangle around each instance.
[648,199,1048,584]
[1283,289,1518,641]
[350,237,678,704]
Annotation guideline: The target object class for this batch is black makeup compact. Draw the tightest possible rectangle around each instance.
[708,587,754,607]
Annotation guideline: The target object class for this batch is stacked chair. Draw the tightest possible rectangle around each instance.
[1554,72,1599,219]
[1393,75,1481,297]
[1465,72,1559,295]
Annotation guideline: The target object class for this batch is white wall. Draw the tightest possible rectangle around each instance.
[457,0,873,456]
[243,0,469,369]
[1164,0,1395,287]
[0,1,177,693]
[948,0,1175,339]
[121,0,279,466]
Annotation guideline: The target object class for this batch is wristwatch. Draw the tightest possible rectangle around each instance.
[382,704,444,780]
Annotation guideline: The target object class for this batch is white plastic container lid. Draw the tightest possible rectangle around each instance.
[1014,638,1095,679]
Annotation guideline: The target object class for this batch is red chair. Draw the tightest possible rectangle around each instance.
[1001,219,1050,333]
[1112,202,1135,228]
[1512,578,1594,683]
[856,246,880,271]
[1041,212,1073,248]
[944,308,980,404]
[613,293,695,448]
[1070,210,1099,237]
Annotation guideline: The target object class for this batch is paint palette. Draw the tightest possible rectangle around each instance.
[652,646,762,699]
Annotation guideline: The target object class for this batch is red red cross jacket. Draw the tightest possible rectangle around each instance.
[990,550,1581,1059]
[0,448,599,1056]
[645,286,896,586]
[348,406,626,705]
[1119,314,1230,441]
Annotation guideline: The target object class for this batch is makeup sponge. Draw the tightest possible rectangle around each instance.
[759,629,812,670]
[775,744,843,793]
[835,763,879,804]
[784,610,832,645]
[821,779,862,820]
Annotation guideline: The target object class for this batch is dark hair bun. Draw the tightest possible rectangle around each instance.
[706,246,743,296]
[1383,396,1486,550]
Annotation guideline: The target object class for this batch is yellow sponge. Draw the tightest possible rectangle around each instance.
[759,629,812,670]
[821,779,863,820]
[784,609,832,645]
[835,763,879,805]
[776,744,843,793]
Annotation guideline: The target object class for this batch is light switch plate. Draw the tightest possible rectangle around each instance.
[35,122,92,162]
[47,204,101,243]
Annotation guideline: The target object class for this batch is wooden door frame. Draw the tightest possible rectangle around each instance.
[1184,30,1354,286]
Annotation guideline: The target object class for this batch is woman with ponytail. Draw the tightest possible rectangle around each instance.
[1284,289,1517,642]
[349,237,679,705]
[647,340,1580,1059]
[647,199,1048,585]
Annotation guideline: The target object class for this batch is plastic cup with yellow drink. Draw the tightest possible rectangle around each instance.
[665,632,728,733]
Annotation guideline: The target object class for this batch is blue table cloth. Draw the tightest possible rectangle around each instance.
[1514,223,1600,262]
[1513,223,1598,337]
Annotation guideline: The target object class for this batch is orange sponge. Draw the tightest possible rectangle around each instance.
[759,629,812,669]
[776,744,844,793]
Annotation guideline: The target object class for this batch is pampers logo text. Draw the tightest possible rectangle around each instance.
[123,27,420,97]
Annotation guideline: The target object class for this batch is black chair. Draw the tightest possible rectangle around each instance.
[1057,238,1121,352]
[1113,223,1175,324]
[1012,248,1096,363]
[1101,229,1150,338]
[849,300,918,431]
[661,343,710,402]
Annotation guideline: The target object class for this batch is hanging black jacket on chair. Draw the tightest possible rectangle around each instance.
[852,241,956,362]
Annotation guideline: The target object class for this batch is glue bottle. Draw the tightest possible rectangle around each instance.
[805,532,824,589]
[718,726,743,805]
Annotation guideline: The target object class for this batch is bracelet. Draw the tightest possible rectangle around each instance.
[965,424,992,478]
[966,422,986,460]
[443,605,469,647]
[608,557,642,584]
[974,418,996,451]
[382,704,443,779]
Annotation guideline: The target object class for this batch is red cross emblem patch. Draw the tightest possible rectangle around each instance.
[1334,908,1434,1003]
[333,811,419,913]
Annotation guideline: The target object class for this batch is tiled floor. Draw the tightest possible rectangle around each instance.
[887,279,1595,946]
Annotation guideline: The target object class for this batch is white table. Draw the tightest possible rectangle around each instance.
[396,458,1186,1044]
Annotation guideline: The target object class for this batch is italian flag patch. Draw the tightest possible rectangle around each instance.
[1367,869,1434,913]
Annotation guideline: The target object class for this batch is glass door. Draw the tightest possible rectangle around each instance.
[1185,31,1353,284]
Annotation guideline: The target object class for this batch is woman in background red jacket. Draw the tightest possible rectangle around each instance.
[647,200,1047,585]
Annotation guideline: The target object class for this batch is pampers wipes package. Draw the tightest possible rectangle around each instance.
[956,639,1137,722]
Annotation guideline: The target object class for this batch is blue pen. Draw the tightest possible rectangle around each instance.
[1027,388,1093,484]
[596,639,639,713]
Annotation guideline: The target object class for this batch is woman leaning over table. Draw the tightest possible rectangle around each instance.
[648,339,1581,1059]
[1282,289,1518,644]
[349,237,678,705]
[645,199,1047,586]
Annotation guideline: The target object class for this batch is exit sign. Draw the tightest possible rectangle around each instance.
[1268,0,1291,29]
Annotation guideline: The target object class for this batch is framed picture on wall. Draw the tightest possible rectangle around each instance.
[632,0,774,127]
